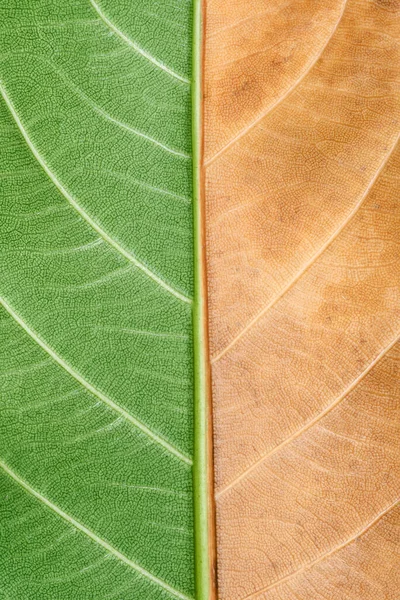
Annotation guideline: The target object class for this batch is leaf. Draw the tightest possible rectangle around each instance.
[0,1,204,599]
[2,0,400,598]
[205,0,400,598]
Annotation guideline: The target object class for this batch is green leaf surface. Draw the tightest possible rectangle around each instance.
[0,1,197,598]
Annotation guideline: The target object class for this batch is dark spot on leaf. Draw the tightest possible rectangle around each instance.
[374,0,400,11]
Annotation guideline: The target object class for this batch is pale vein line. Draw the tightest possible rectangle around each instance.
[211,132,400,364]
[204,0,348,167]
[207,8,278,39]
[92,324,189,340]
[85,97,190,159]
[216,332,400,498]
[0,460,192,600]
[0,83,191,305]
[44,55,190,158]
[71,85,190,159]
[90,0,190,84]
[95,168,191,203]
[3,51,190,158]
[242,498,399,599]
[0,296,192,466]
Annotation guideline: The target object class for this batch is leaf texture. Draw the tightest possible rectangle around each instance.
[0,1,195,598]
[205,0,400,598]
[2,0,400,597]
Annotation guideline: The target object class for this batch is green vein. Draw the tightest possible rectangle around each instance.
[191,0,214,598]
[0,459,193,600]
[0,295,192,466]
[32,54,191,158]
[0,82,192,305]
[90,0,190,85]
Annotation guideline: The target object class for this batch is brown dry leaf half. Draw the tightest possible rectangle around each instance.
[204,0,400,598]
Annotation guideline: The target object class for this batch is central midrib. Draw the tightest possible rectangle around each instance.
[191,0,217,598]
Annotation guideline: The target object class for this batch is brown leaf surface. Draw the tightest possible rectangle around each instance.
[204,0,400,598]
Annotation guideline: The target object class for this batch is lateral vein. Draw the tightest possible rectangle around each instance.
[211,132,400,363]
[47,60,191,158]
[242,498,399,599]
[90,0,190,85]
[0,296,192,466]
[217,332,400,498]
[0,82,191,305]
[0,459,192,600]
[204,0,348,166]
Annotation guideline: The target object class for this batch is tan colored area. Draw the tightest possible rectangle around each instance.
[204,0,400,597]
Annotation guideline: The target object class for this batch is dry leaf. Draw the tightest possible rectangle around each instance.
[205,0,400,597]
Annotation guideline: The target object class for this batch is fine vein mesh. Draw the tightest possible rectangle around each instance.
[0,0,195,597]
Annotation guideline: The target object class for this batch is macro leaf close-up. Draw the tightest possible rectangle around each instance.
[0,0,399,599]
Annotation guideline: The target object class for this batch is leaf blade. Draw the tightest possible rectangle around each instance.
[205,0,400,597]
[0,0,197,597]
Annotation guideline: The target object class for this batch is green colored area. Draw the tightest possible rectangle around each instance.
[0,0,206,598]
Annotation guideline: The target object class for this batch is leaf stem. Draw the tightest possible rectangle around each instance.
[192,0,216,598]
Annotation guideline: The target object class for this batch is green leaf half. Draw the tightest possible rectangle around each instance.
[0,1,209,598]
